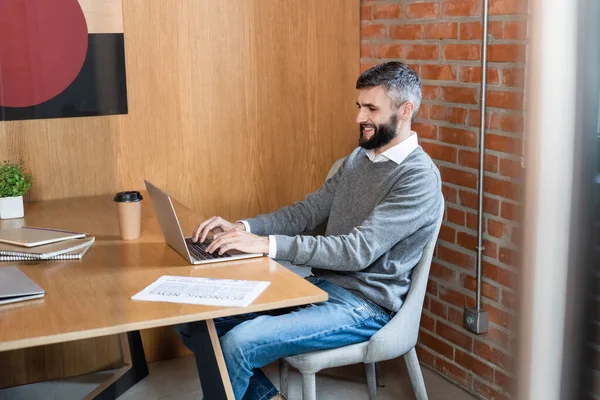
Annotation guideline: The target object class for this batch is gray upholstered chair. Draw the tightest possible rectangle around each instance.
[278,193,445,400]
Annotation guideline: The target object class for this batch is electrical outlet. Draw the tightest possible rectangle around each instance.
[464,306,489,334]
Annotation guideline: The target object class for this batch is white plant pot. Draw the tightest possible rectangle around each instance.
[0,196,24,219]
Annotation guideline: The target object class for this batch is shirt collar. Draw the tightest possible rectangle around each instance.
[365,132,419,165]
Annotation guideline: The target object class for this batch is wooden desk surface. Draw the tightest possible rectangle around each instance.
[0,194,327,352]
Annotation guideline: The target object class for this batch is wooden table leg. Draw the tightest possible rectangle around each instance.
[84,331,149,400]
[189,319,234,400]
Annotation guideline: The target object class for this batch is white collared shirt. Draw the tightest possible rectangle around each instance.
[243,132,420,258]
[364,131,419,165]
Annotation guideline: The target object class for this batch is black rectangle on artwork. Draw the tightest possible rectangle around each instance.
[0,34,128,121]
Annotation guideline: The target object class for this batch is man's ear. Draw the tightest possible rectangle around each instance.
[399,102,415,121]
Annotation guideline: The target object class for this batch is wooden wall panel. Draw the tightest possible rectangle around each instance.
[0,0,359,388]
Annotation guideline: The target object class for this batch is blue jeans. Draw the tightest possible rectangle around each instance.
[175,276,391,400]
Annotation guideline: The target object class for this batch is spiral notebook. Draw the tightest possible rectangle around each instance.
[0,237,95,260]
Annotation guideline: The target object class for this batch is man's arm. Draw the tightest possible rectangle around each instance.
[273,168,441,271]
[243,161,345,237]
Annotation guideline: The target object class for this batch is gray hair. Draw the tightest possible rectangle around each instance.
[356,62,422,120]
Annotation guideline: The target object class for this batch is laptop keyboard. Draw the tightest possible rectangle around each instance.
[185,238,231,261]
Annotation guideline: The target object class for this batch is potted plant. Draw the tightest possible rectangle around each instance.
[0,160,33,219]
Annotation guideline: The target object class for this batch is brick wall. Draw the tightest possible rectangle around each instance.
[360,0,527,398]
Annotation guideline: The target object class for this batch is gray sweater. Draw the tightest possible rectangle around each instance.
[246,146,442,312]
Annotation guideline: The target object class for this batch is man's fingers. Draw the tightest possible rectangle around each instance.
[200,217,223,243]
[193,216,216,242]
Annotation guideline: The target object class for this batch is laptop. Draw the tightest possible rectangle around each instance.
[0,266,45,305]
[144,180,263,265]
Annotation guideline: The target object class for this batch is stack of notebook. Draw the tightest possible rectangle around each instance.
[0,227,95,261]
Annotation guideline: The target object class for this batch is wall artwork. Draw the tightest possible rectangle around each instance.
[0,0,128,121]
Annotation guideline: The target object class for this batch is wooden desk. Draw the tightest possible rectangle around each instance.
[0,194,327,399]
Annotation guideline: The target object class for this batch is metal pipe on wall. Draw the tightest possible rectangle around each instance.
[464,0,491,334]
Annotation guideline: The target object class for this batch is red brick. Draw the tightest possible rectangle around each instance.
[422,85,438,100]
[427,279,438,295]
[406,44,440,60]
[473,379,510,400]
[499,247,520,267]
[455,348,495,381]
[361,24,387,39]
[447,306,464,326]
[423,22,459,39]
[361,4,372,20]
[502,68,525,88]
[459,66,500,85]
[374,44,402,59]
[443,0,480,16]
[482,261,518,289]
[487,218,507,238]
[439,224,457,243]
[459,190,500,215]
[457,231,477,251]
[440,166,478,189]
[416,103,429,120]
[430,297,448,319]
[485,239,498,258]
[431,260,458,280]
[439,126,478,147]
[443,43,481,60]
[390,24,422,40]
[499,157,522,179]
[466,211,478,230]
[442,184,458,203]
[413,122,437,139]
[484,176,521,201]
[429,105,467,124]
[489,0,528,15]
[511,226,522,246]
[439,285,475,308]
[421,142,458,163]
[422,65,457,81]
[446,206,466,225]
[487,133,522,155]
[469,110,501,129]
[458,150,499,173]
[504,20,527,40]
[372,3,402,19]
[460,21,503,40]
[405,2,440,19]
[500,114,524,132]
[408,64,421,75]
[440,86,478,104]
[484,325,511,348]
[495,370,516,395]
[500,201,520,221]
[488,44,526,62]
[438,245,474,268]
[416,345,437,368]
[463,273,500,301]
[420,330,454,359]
[361,43,372,58]
[487,90,524,110]
[474,340,514,370]
[421,313,435,332]
[435,357,472,388]
[436,320,473,350]
[485,302,515,328]
[501,288,518,309]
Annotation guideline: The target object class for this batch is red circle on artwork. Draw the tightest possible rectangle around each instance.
[0,0,88,107]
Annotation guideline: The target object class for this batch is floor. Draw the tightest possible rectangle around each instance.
[0,355,477,400]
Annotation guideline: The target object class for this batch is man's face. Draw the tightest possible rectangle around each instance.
[356,86,398,150]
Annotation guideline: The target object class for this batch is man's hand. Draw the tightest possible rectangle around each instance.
[206,228,269,255]
[192,216,246,243]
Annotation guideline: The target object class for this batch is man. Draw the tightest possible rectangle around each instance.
[176,61,443,400]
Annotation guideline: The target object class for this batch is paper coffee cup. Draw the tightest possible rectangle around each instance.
[114,191,143,240]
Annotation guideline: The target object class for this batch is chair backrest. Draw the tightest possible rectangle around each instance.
[326,157,346,180]
[364,198,445,363]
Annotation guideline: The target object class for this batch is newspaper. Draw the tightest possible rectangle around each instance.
[131,275,270,307]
